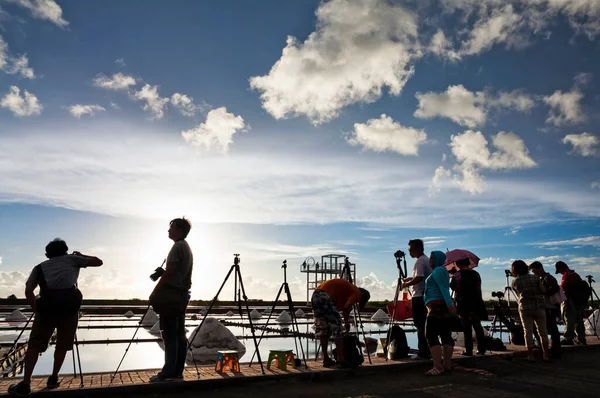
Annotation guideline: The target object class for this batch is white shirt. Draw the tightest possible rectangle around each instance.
[411,254,432,298]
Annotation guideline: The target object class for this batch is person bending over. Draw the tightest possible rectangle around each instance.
[555,261,586,346]
[401,239,432,359]
[511,260,549,362]
[9,239,103,396]
[149,218,193,382]
[423,251,456,376]
[311,278,370,367]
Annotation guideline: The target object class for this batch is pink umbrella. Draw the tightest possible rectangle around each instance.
[443,249,480,271]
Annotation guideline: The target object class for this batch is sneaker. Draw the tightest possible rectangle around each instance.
[46,375,60,389]
[575,339,587,346]
[475,351,486,356]
[149,373,174,383]
[8,382,31,396]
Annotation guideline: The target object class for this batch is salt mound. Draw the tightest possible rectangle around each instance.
[124,311,135,318]
[149,321,162,335]
[277,310,292,323]
[187,317,246,362]
[295,309,305,317]
[226,311,235,316]
[6,310,27,322]
[585,309,600,336]
[250,309,262,319]
[141,310,159,327]
[370,309,389,322]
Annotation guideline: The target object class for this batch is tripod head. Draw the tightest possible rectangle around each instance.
[394,250,408,279]
[233,254,240,266]
[282,259,287,269]
[587,275,595,284]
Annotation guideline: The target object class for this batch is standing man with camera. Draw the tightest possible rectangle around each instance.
[401,239,432,359]
[8,239,103,396]
[149,218,193,382]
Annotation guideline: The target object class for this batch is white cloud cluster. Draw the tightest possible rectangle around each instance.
[562,132,598,157]
[592,181,600,190]
[538,236,600,247]
[0,271,27,296]
[68,104,106,118]
[431,130,536,194]
[0,36,35,79]
[347,114,427,156]
[93,73,136,91]
[171,93,205,117]
[132,84,169,120]
[0,85,42,116]
[543,89,586,126]
[250,0,421,124]
[181,107,247,152]
[7,0,68,27]
[414,85,535,128]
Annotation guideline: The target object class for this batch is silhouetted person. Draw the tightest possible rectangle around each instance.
[450,258,487,356]
[8,239,102,396]
[530,261,563,358]
[401,239,432,359]
[311,278,370,367]
[149,218,193,382]
[555,261,586,346]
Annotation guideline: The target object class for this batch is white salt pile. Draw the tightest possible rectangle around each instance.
[124,310,135,318]
[141,310,159,327]
[370,309,389,322]
[250,309,262,319]
[149,321,162,335]
[226,311,235,316]
[6,310,27,322]
[276,310,292,323]
[585,309,600,336]
[295,309,305,317]
[187,317,246,362]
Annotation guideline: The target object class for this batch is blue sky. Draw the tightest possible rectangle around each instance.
[0,0,598,301]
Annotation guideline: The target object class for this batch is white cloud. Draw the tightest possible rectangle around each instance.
[115,58,126,67]
[592,181,600,190]
[479,257,503,266]
[0,255,2,266]
[0,85,42,116]
[506,225,522,235]
[347,114,427,156]
[543,89,585,126]
[0,271,27,296]
[414,85,535,128]
[249,0,421,124]
[170,93,206,117]
[538,236,600,247]
[93,73,136,91]
[562,133,598,157]
[574,72,593,87]
[429,166,452,197]
[133,84,169,120]
[0,36,36,79]
[447,130,536,193]
[67,104,106,118]
[181,107,246,152]
[7,0,68,27]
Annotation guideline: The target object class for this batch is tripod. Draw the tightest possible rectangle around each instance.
[385,250,408,360]
[186,254,265,376]
[249,260,307,368]
[586,275,600,339]
[0,312,34,372]
[489,271,522,344]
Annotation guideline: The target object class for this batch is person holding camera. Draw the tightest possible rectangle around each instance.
[555,261,587,346]
[401,239,432,360]
[529,261,564,358]
[511,260,550,362]
[148,218,193,382]
[311,278,370,367]
[8,239,103,396]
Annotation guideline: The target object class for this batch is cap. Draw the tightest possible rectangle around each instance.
[555,261,569,274]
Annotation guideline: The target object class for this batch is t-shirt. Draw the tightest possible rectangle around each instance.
[560,270,581,295]
[411,254,431,298]
[512,274,545,311]
[316,279,362,311]
[26,255,88,290]
[164,240,193,290]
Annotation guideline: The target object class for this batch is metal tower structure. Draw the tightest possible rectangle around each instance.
[300,254,356,305]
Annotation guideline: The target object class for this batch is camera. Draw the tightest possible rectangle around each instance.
[587,275,595,284]
[491,291,505,299]
[504,270,512,277]
[394,250,406,259]
[149,267,165,282]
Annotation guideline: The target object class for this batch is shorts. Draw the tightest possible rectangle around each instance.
[28,312,78,353]
[311,290,343,339]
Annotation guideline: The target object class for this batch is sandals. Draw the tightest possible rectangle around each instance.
[425,368,444,376]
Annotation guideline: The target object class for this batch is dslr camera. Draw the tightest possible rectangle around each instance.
[504,269,512,278]
[149,267,165,282]
[394,250,406,259]
[491,291,505,299]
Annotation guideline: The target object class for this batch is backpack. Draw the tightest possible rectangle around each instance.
[542,274,560,297]
[387,325,410,359]
[333,335,364,368]
[570,280,590,307]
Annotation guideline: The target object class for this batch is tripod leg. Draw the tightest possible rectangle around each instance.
[235,266,265,374]
[110,304,152,386]
[385,278,402,360]
[249,284,284,366]
[284,283,308,368]
[74,333,83,387]
[186,264,237,379]
[0,312,34,370]
[72,349,76,378]
[353,304,372,364]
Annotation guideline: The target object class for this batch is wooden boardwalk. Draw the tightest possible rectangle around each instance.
[0,340,598,396]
